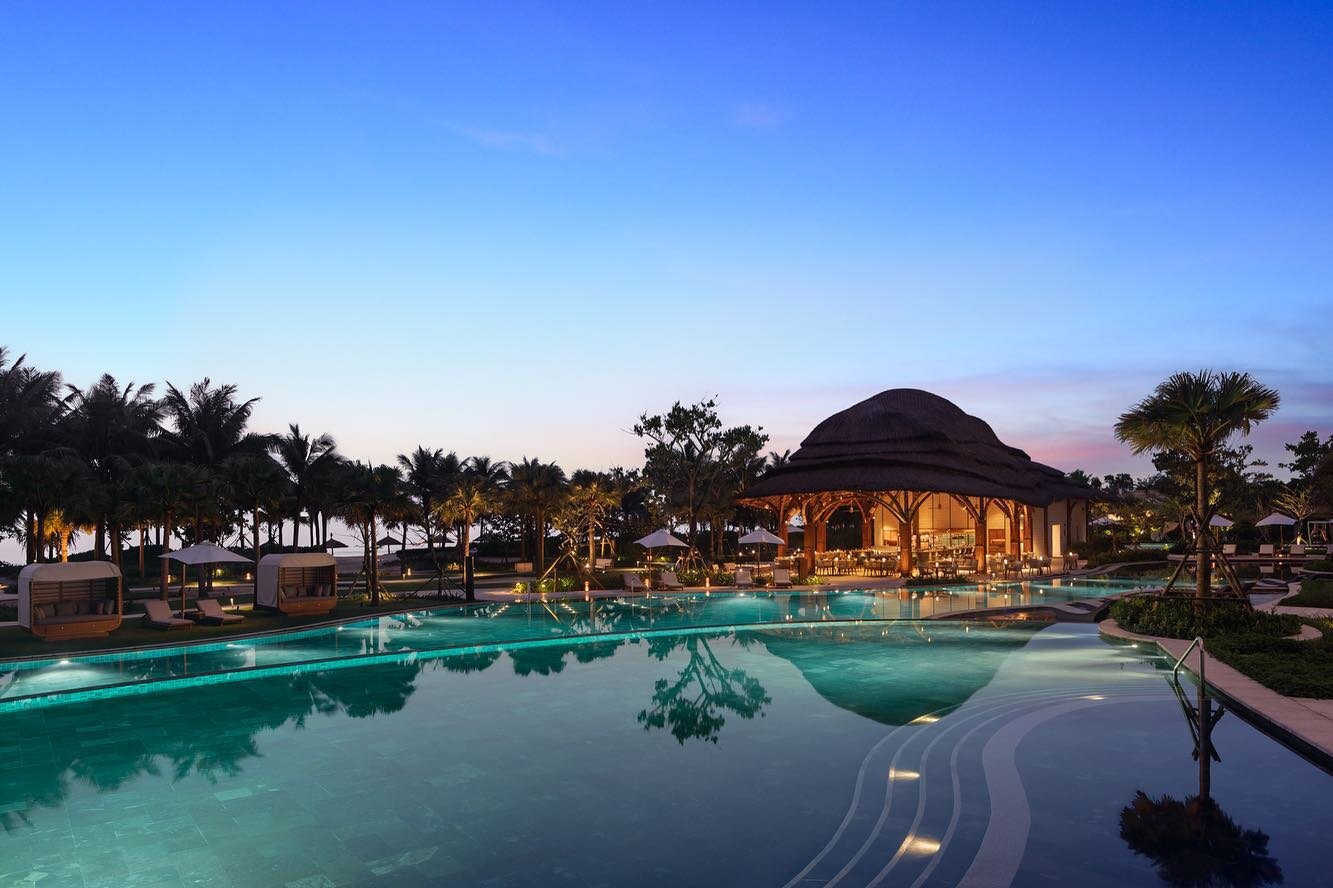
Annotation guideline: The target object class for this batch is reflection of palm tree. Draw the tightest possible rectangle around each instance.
[1120,688,1282,886]
[0,658,425,832]
[638,634,770,744]
[509,646,569,676]
[1120,792,1282,886]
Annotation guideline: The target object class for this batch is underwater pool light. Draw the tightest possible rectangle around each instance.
[900,835,940,855]
[889,768,920,781]
[911,714,940,724]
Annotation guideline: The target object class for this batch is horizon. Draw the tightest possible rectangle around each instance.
[4,1,1332,555]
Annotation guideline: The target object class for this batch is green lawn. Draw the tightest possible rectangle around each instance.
[1284,578,1333,609]
[1208,622,1333,699]
[0,599,461,661]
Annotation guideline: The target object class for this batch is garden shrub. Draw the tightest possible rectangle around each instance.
[1110,596,1301,640]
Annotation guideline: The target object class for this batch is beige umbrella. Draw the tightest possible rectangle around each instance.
[161,543,253,617]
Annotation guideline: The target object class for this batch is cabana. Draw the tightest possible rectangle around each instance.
[740,389,1097,577]
[255,553,338,615]
[18,561,123,640]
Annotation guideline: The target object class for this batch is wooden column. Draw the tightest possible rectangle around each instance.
[802,505,817,577]
[1009,501,1021,555]
[974,497,988,567]
[898,519,913,574]
[860,507,874,549]
[1024,506,1035,555]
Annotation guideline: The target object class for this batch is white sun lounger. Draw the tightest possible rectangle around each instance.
[734,568,754,589]
[196,598,244,625]
[657,571,684,591]
[142,599,193,630]
[772,568,793,589]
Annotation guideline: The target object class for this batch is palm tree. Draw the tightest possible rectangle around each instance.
[224,454,290,575]
[507,457,566,574]
[335,463,407,605]
[0,347,64,457]
[160,378,273,468]
[137,462,206,599]
[396,447,456,565]
[270,424,339,548]
[563,470,622,568]
[439,457,507,599]
[60,374,162,566]
[1,454,91,563]
[1115,371,1280,599]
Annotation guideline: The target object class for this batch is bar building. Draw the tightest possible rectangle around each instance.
[741,389,1095,576]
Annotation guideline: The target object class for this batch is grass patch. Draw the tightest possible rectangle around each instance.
[1110,596,1301,640]
[1208,624,1333,698]
[1284,578,1333,609]
[0,599,456,661]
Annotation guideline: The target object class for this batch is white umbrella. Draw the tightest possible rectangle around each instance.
[1255,512,1297,545]
[738,529,784,546]
[1090,516,1120,527]
[161,543,252,616]
[1208,515,1234,528]
[739,528,785,568]
[634,530,688,549]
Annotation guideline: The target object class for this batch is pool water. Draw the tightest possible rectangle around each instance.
[0,577,1158,706]
[1,621,1328,886]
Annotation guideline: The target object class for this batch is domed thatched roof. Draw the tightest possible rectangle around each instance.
[744,388,1093,506]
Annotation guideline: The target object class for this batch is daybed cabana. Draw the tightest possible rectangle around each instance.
[255,552,338,615]
[740,388,1097,578]
[18,561,123,640]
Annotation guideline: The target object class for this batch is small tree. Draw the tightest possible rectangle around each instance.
[1115,371,1280,600]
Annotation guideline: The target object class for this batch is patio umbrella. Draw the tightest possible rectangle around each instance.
[161,543,253,617]
[1208,515,1234,528]
[1255,512,1296,545]
[634,529,689,566]
[738,528,785,566]
[634,529,688,549]
[375,535,403,549]
[324,537,349,549]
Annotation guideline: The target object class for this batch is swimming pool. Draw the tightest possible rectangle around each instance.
[0,621,1327,886]
[0,577,1158,707]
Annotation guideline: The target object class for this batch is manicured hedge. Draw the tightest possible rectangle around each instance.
[1110,595,1301,640]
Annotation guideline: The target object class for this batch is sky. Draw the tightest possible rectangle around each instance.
[3,0,1331,484]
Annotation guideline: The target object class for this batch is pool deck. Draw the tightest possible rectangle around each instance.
[1099,618,1333,766]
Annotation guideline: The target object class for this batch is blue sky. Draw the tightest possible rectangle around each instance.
[3,1,1331,479]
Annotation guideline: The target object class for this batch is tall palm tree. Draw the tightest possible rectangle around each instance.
[224,454,290,574]
[563,470,622,568]
[270,424,339,548]
[439,457,507,599]
[335,463,407,605]
[396,447,456,565]
[60,374,162,565]
[137,462,206,599]
[507,457,566,574]
[0,347,64,457]
[1,454,90,563]
[1115,371,1280,599]
[160,378,273,468]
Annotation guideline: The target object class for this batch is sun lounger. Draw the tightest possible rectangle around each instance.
[1258,544,1275,557]
[195,598,244,625]
[1221,543,1236,556]
[142,599,193,630]
[623,573,648,594]
[734,568,754,589]
[772,568,793,589]
[1289,544,1306,557]
[657,571,684,591]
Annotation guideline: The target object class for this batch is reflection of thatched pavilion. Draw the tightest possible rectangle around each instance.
[740,389,1095,575]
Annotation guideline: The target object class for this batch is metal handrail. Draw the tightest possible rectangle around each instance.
[1172,635,1205,684]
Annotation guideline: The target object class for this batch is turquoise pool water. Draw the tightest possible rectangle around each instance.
[1,621,1328,886]
[0,577,1158,706]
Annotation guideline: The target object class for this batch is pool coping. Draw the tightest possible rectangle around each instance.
[1098,618,1333,771]
[0,599,469,666]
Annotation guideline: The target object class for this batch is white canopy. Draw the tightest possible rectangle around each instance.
[160,542,252,565]
[1208,515,1234,528]
[17,561,122,630]
[635,529,688,548]
[1255,512,1296,527]
[738,528,784,546]
[1090,516,1120,527]
[256,552,337,610]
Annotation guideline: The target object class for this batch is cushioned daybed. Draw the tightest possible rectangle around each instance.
[18,562,123,640]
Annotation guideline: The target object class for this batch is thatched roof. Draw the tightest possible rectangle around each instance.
[744,388,1094,507]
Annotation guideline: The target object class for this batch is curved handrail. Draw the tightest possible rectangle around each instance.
[1172,635,1205,685]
